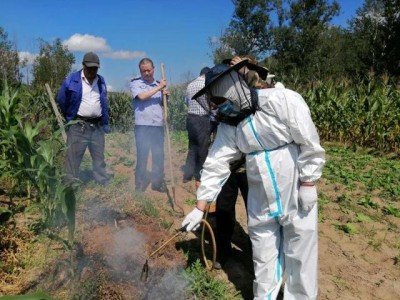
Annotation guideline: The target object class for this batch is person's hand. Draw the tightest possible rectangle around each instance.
[230,56,243,66]
[230,56,249,75]
[159,79,167,89]
[299,185,318,213]
[162,88,170,97]
[181,207,204,232]
[102,124,111,134]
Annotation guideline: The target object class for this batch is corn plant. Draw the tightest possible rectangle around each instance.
[295,74,400,152]
[108,91,133,133]
[168,84,187,132]
[0,80,76,244]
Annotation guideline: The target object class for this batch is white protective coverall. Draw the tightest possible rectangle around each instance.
[196,87,325,299]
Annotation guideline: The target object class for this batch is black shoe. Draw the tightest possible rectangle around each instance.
[151,182,167,192]
[182,176,192,183]
[135,184,145,192]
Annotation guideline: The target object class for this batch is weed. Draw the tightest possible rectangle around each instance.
[136,195,159,218]
[117,156,135,167]
[356,213,372,223]
[184,259,239,299]
[336,193,351,204]
[382,205,400,218]
[185,197,197,206]
[368,239,382,251]
[357,196,378,209]
[160,219,173,230]
[334,223,358,235]
[318,193,330,222]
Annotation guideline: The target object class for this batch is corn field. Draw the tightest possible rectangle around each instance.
[293,74,400,152]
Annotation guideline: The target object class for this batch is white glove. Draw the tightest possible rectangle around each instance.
[299,185,318,213]
[181,207,204,232]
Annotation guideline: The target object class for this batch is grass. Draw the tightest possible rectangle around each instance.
[135,193,160,218]
[184,260,241,300]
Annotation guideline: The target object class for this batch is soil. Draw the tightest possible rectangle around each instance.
[1,133,399,299]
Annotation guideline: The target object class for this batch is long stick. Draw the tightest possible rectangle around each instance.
[161,64,176,204]
[45,83,67,143]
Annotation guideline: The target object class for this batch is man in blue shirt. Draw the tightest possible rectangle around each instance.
[130,58,169,192]
[57,52,111,186]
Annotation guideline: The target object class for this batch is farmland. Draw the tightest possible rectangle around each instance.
[0,76,399,299]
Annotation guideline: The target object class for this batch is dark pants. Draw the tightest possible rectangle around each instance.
[183,114,211,181]
[216,171,248,263]
[134,125,164,188]
[64,121,109,184]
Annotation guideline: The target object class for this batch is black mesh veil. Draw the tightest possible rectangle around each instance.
[194,69,259,126]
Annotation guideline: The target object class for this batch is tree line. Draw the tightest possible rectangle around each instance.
[1,1,400,89]
[211,0,400,82]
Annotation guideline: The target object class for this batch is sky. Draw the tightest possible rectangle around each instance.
[1,0,364,92]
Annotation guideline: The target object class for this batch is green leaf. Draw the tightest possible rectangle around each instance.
[356,213,372,223]
[335,223,358,235]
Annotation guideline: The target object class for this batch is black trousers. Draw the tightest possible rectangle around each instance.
[134,125,164,187]
[215,171,248,262]
[183,114,211,181]
[64,121,109,184]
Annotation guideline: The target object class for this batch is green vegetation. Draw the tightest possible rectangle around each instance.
[184,260,239,300]
[0,81,76,241]
[323,145,399,200]
[214,0,400,81]
[302,76,400,152]
[1,2,400,296]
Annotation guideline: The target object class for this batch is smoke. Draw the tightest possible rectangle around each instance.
[107,226,146,272]
[143,267,190,300]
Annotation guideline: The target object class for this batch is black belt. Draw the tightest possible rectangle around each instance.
[76,115,102,124]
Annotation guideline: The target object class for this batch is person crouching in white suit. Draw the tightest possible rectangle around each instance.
[181,59,326,300]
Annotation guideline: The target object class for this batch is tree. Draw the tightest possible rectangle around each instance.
[349,0,386,75]
[210,0,274,63]
[31,38,75,89]
[349,0,400,76]
[383,0,400,76]
[0,27,22,84]
[272,0,340,79]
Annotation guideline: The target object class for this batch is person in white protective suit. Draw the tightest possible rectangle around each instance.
[181,59,326,300]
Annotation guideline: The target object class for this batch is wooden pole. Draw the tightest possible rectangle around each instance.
[161,64,176,203]
[45,83,67,143]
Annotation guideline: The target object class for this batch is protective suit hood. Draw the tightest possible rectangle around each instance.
[192,61,258,125]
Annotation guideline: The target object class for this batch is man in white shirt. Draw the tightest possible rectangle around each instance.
[57,52,111,186]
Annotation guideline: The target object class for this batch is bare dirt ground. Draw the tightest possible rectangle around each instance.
[1,133,399,299]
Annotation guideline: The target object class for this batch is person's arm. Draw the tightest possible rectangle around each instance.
[280,92,325,183]
[135,79,167,101]
[280,91,325,212]
[56,80,68,114]
[182,123,241,231]
[195,200,208,212]
[184,85,190,106]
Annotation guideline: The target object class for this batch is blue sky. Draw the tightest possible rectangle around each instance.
[1,0,364,91]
